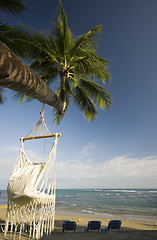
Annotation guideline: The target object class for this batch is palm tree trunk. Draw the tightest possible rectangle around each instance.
[60,73,67,111]
[0,41,63,113]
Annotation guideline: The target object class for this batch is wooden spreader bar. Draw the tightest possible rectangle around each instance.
[21,132,61,142]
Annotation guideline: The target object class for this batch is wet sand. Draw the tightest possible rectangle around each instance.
[0,205,157,239]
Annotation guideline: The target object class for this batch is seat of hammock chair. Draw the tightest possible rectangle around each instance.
[7,157,55,205]
[7,162,52,204]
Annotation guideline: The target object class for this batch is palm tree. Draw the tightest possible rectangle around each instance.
[0,0,26,104]
[0,0,63,111]
[14,0,112,123]
[0,41,64,112]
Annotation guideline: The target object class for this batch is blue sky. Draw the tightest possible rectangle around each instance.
[0,0,157,189]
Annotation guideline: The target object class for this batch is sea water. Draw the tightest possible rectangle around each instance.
[0,189,157,223]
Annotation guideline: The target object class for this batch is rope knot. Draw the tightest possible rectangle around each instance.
[40,103,45,118]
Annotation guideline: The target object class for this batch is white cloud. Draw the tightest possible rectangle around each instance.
[0,144,19,153]
[0,145,18,187]
[1,143,157,189]
[0,144,46,189]
[81,142,96,157]
[24,149,47,163]
[56,155,157,189]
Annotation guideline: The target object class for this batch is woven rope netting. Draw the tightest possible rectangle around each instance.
[5,105,61,239]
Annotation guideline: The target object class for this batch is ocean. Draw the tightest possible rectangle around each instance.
[0,189,157,223]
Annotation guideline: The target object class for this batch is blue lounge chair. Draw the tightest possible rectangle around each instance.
[62,221,76,232]
[0,221,27,233]
[101,220,122,231]
[84,221,101,232]
[108,220,122,230]
[0,220,5,232]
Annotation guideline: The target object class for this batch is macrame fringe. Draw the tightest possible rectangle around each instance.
[5,198,55,239]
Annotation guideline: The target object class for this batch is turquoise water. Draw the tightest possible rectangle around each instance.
[1,189,157,222]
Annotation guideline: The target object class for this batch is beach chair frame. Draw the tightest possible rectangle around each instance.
[107,220,122,230]
[62,221,76,232]
[84,221,101,232]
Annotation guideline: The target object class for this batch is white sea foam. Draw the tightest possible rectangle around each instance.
[100,193,110,196]
[93,189,102,192]
[109,189,137,193]
[85,189,102,192]
[82,210,95,214]
[2,189,157,223]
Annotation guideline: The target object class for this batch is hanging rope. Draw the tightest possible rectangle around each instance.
[40,103,45,119]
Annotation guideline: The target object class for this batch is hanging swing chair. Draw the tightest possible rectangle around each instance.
[5,105,61,239]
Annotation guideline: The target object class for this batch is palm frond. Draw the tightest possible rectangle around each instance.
[54,0,72,59]
[47,30,57,53]
[79,78,112,110]
[0,87,5,104]
[73,86,97,121]
[38,68,58,84]
[69,32,111,83]
[0,0,26,16]
[71,52,111,83]
[13,24,61,73]
[13,92,33,104]
[69,25,102,64]
[0,22,26,55]
[53,103,68,125]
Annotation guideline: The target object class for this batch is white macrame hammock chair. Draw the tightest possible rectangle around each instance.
[5,105,61,239]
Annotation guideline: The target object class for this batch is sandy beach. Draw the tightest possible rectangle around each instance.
[0,205,157,239]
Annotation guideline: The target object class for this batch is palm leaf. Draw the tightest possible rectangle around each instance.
[38,68,58,83]
[69,25,102,64]
[54,0,72,59]
[73,85,97,121]
[72,53,111,83]
[79,78,112,110]
[0,22,26,55]
[13,92,33,104]
[0,87,5,104]
[0,0,26,16]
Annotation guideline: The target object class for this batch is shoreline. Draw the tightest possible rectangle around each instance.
[1,205,157,231]
[55,212,157,231]
[56,208,157,224]
[0,205,156,224]
[0,205,157,240]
